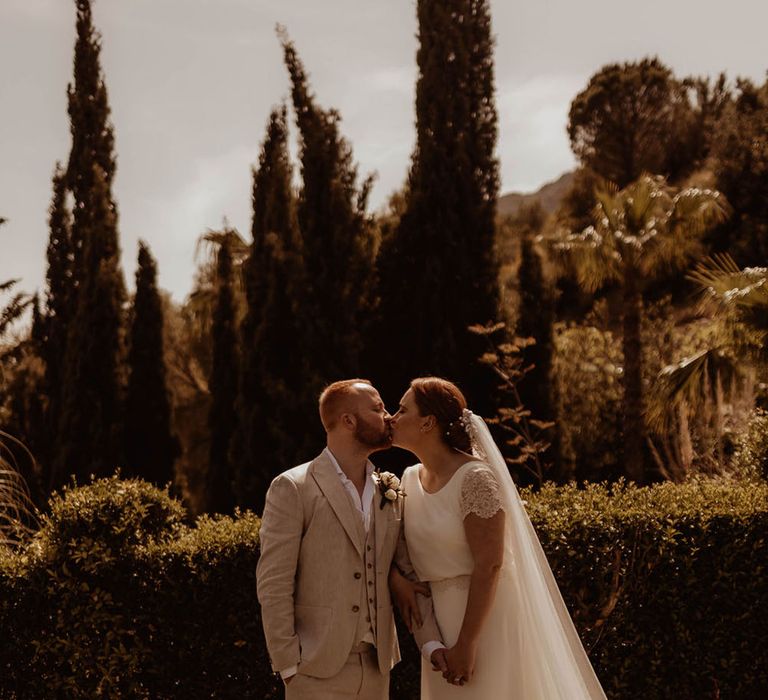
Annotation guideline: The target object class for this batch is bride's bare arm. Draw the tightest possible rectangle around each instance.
[444,509,505,684]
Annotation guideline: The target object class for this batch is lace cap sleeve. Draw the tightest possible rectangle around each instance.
[460,465,503,519]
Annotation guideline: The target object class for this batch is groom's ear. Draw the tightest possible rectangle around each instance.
[341,413,357,431]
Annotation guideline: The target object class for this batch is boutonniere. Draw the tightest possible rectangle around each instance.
[373,470,406,509]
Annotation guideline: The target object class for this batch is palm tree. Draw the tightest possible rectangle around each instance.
[549,175,729,481]
[0,220,33,344]
[647,254,767,448]
[688,253,768,352]
[0,280,32,343]
[186,224,249,342]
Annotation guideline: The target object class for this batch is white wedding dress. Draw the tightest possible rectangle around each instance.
[402,413,607,700]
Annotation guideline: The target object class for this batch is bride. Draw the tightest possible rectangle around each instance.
[388,377,606,699]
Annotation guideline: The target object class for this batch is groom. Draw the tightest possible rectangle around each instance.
[257,379,445,699]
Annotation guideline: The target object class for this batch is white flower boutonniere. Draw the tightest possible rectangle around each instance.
[374,470,406,509]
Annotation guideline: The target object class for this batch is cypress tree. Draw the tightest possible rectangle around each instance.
[515,208,560,480]
[231,105,316,511]
[54,165,125,487]
[52,0,125,488]
[124,241,179,487]
[30,293,45,348]
[41,164,73,490]
[66,0,116,293]
[279,30,376,382]
[207,240,239,513]
[374,0,500,412]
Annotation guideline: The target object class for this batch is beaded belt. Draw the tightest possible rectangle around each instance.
[429,574,471,593]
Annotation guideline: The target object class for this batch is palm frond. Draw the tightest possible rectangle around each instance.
[0,293,32,338]
[593,185,620,231]
[626,175,664,230]
[0,431,40,549]
[646,348,745,431]
[689,254,768,312]
[194,227,249,265]
[0,279,20,295]
[645,188,729,274]
[669,188,731,240]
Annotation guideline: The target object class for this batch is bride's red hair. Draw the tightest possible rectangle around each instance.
[409,377,471,452]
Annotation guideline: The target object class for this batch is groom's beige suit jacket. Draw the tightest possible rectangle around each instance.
[256,451,442,679]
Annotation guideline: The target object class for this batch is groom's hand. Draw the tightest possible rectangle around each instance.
[389,566,430,632]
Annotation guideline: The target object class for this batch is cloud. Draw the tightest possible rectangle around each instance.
[497,74,581,193]
[3,0,70,22]
[119,143,254,301]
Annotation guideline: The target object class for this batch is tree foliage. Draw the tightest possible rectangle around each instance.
[568,58,719,189]
[374,0,500,413]
[230,105,317,511]
[51,0,125,489]
[124,242,179,488]
[54,165,125,488]
[549,175,729,481]
[711,77,768,263]
[514,205,560,477]
[279,29,376,383]
[207,241,239,514]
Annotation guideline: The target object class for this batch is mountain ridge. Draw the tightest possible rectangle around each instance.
[498,170,575,218]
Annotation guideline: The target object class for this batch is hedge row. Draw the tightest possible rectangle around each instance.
[1,475,767,698]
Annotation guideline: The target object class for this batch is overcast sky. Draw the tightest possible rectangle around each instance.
[2,0,767,303]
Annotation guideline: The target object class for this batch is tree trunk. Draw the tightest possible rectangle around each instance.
[622,274,645,482]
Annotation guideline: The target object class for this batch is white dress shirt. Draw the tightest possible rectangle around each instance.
[323,447,375,532]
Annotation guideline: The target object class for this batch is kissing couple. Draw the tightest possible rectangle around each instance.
[256,377,607,699]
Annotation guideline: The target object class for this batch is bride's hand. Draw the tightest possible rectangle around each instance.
[443,640,478,686]
[388,566,431,633]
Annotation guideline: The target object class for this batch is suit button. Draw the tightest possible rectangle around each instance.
[368,580,373,586]
[354,572,362,579]
[352,605,360,612]
[367,545,372,551]
[367,563,373,569]
[369,598,374,603]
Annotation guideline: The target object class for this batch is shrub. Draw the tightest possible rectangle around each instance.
[526,478,768,699]
[2,476,768,698]
[732,409,768,481]
[554,322,624,481]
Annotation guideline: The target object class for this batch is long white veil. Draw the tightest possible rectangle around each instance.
[464,410,607,699]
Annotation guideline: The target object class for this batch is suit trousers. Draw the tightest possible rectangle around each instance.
[284,643,388,700]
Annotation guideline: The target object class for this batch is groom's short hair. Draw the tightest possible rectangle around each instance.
[319,378,373,431]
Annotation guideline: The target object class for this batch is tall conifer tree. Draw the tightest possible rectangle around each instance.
[41,164,73,490]
[52,0,124,488]
[124,242,179,487]
[54,165,125,486]
[231,106,316,510]
[66,0,116,295]
[207,241,239,513]
[374,0,500,411]
[515,214,560,479]
[279,31,376,382]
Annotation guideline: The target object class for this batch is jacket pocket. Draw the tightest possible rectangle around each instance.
[295,604,333,664]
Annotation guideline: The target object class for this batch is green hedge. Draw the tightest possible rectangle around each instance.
[2,475,767,698]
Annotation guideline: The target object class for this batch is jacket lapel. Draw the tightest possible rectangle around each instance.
[311,452,365,557]
[373,475,390,560]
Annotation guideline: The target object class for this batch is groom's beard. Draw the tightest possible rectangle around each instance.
[354,416,391,451]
